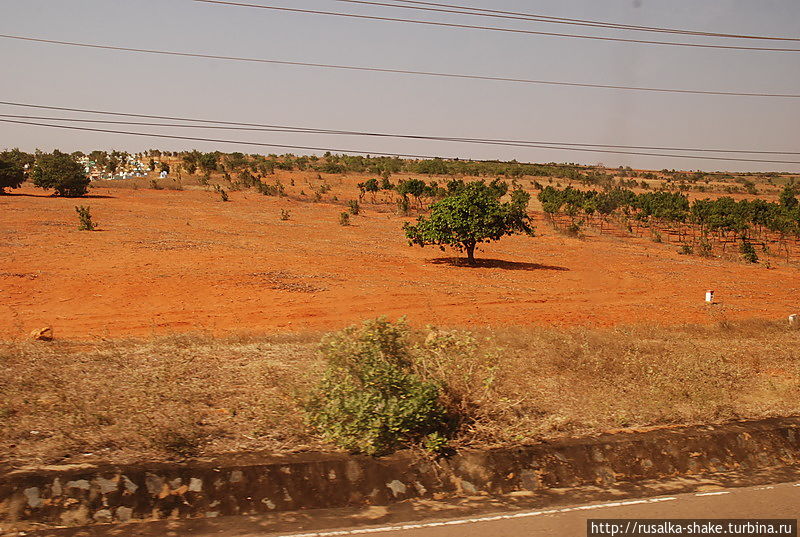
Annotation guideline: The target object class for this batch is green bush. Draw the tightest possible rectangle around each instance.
[305,318,449,455]
[740,239,758,263]
[348,200,360,215]
[339,212,350,226]
[75,205,97,231]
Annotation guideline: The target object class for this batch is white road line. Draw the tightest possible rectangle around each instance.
[276,497,678,537]
[695,491,732,497]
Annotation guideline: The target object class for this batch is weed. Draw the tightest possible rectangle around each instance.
[348,200,360,215]
[75,205,97,231]
[339,212,351,226]
[280,209,291,221]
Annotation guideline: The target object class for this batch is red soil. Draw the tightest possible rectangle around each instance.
[1,182,798,340]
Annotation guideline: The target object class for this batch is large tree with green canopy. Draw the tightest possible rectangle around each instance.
[403,181,533,265]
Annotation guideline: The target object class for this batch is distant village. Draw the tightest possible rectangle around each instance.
[76,152,168,181]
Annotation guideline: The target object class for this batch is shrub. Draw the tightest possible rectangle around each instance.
[565,222,581,237]
[697,238,713,257]
[149,179,162,190]
[75,205,97,231]
[679,243,693,255]
[412,328,499,428]
[740,239,759,263]
[305,319,449,455]
[348,200,360,215]
[280,209,291,221]
[213,184,229,202]
[339,212,350,226]
[397,196,410,216]
[651,230,663,243]
[32,150,90,197]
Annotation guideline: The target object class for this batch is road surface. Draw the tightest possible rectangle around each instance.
[276,481,798,537]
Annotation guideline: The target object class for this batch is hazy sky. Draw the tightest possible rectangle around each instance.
[2,0,799,172]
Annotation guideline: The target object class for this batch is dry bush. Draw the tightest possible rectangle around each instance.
[458,320,800,446]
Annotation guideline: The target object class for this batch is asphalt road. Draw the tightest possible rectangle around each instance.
[279,481,798,537]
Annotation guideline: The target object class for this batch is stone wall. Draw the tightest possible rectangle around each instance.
[1,417,798,529]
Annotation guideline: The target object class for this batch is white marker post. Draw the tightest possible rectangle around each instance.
[705,290,715,303]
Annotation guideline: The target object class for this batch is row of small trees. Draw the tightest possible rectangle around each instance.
[538,185,800,255]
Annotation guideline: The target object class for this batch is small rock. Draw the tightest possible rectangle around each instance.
[30,327,53,341]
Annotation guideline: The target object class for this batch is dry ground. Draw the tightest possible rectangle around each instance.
[1,321,798,467]
[1,175,799,467]
[1,177,798,340]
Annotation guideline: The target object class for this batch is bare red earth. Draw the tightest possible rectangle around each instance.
[1,183,798,340]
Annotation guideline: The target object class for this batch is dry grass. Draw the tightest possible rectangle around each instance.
[0,332,326,466]
[1,320,798,467]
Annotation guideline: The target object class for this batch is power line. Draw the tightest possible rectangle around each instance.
[350,0,800,41]
[188,0,800,52]
[3,117,800,165]
[1,108,798,156]
[2,34,798,98]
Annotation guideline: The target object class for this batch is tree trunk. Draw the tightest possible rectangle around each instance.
[465,241,476,265]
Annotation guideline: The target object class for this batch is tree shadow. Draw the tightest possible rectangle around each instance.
[0,192,116,199]
[427,257,570,271]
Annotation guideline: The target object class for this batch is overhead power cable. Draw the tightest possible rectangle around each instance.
[188,0,800,52]
[1,108,798,156]
[341,0,800,41]
[3,117,800,165]
[1,35,798,98]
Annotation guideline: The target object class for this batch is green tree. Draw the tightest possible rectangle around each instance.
[364,178,379,202]
[0,148,35,172]
[32,150,90,197]
[0,155,25,193]
[779,185,798,210]
[404,181,533,264]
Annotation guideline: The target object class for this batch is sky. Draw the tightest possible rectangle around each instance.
[1,0,799,172]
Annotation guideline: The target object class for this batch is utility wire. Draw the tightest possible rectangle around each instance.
[347,0,800,41]
[3,117,800,165]
[2,35,798,98]
[1,109,798,156]
[188,0,800,52]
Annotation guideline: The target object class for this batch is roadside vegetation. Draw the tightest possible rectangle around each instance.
[1,319,798,465]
